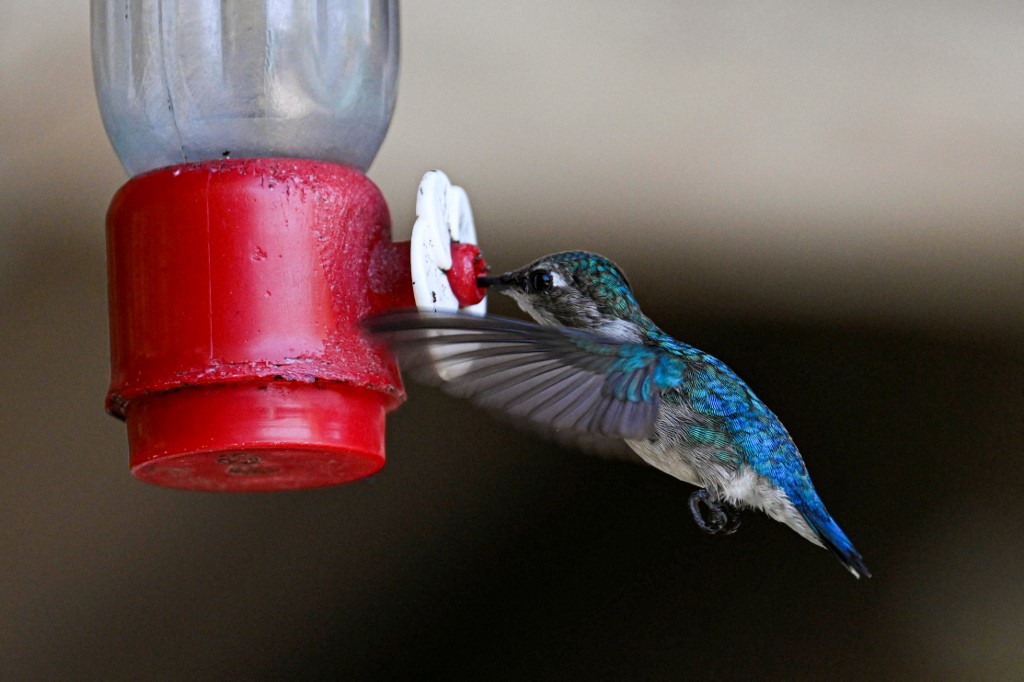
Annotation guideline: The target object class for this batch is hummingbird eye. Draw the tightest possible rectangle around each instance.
[528,269,553,293]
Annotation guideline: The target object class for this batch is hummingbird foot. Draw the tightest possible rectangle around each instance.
[688,489,742,535]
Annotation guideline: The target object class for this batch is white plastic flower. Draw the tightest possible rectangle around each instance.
[410,170,486,315]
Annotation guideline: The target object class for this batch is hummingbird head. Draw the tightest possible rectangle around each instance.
[477,251,645,339]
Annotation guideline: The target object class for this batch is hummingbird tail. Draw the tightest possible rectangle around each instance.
[802,505,871,579]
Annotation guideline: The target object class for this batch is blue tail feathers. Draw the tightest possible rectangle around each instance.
[801,503,871,579]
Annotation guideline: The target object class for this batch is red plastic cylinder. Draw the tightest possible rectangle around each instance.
[447,243,488,306]
[106,159,408,491]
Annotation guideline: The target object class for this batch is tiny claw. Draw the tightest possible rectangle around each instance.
[688,489,742,536]
[721,508,742,535]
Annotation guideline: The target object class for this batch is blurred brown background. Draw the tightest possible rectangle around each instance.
[1,2,1022,680]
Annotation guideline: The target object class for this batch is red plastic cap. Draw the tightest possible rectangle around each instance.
[106,159,406,491]
[128,383,388,491]
[447,243,488,307]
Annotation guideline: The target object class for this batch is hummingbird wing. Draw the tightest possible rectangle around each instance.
[364,311,669,451]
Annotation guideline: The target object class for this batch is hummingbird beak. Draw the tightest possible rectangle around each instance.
[476,273,513,291]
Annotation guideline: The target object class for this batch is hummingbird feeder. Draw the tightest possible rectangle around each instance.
[92,0,487,491]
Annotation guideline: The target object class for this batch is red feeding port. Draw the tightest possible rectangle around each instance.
[105,158,481,491]
[447,242,488,306]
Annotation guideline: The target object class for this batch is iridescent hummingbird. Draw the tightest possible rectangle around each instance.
[366,251,870,578]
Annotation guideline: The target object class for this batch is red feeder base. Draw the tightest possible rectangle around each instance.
[127,383,388,491]
[106,159,408,491]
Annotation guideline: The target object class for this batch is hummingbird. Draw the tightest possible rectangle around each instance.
[366,251,870,578]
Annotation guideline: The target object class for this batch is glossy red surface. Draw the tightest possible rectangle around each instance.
[106,159,414,490]
[447,243,488,306]
[127,382,389,491]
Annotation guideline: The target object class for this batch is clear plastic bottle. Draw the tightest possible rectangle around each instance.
[91,0,398,176]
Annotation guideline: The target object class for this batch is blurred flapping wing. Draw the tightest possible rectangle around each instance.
[364,312,664,451]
